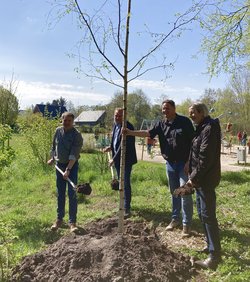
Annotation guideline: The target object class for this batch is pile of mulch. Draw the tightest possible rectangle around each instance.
[11,218,197,282]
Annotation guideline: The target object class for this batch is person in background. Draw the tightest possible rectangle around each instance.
[175,103,222,270]
[241,131,247,146]
[237,131,242,145]
[104,108,137,217]
[47,112,83,233]
[124,100,195,237]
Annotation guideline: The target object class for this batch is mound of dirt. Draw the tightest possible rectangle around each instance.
[11,218,196,282]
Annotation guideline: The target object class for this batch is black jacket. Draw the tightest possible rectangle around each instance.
[189,116,221,189]
[111,121,137,167]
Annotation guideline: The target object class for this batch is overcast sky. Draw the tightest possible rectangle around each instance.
[0,0,230,109]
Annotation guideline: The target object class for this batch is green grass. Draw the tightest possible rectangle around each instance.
[0,134,250,281]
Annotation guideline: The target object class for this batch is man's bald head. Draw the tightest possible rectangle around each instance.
[114,108,123,124]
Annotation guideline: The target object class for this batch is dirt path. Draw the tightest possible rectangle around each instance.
[136,144,250,172]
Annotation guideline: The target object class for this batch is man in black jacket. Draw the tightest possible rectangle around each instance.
[104,108,137,216]
[179,103,222,270]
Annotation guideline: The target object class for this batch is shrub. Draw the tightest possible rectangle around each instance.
[19,114,59,168]
[0,220,18,281]
[0,124,15,171]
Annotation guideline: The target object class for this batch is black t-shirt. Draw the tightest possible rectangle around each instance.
[149,114,195,162]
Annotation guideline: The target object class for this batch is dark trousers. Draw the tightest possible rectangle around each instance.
[56,162,78,223]
[196,188,221,258]
[115,163,132,212]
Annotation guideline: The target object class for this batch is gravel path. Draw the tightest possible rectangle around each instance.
[136,144,250,172]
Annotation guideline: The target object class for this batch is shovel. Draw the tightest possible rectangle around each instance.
[107,152,119,190]
[55,165,92,195]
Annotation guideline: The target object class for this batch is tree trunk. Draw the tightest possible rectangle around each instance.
[118,0,132,233]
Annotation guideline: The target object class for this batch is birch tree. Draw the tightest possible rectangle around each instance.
[51,0,204,232]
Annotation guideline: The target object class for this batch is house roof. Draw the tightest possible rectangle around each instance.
[75,110,106,123]
[34,104,67,117]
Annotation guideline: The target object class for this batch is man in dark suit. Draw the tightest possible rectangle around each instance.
[104,108,137,217]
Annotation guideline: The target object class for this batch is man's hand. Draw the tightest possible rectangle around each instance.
[109,159,114,167]
[103,146,111,153]
[47,158,54,166]
[63,169,70,180]
[122,127,131,135]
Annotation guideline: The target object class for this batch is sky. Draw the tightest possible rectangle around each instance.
[0,0,231,110]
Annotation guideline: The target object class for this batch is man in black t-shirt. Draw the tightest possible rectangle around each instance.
[124,100,195,236]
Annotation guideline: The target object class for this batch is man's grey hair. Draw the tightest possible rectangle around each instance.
[190,103,209,117]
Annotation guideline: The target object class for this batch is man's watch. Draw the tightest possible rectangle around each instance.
[66,167,71,171]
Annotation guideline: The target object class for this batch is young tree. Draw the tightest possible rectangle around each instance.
[52,0,204,232]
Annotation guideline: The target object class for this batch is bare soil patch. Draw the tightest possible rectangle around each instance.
[11,218,200,282]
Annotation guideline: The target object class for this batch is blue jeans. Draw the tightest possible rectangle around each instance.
[166,161,193,226]
[196,188,221,258]
[115,163,132,212]
[56,162,78,224]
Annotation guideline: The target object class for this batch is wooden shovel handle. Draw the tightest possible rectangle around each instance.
[107,152,115,180]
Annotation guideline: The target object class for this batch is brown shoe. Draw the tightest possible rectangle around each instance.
[182,225,191,237]
[51,219,63,231]
[195,256,222,271]
[165,219,180,231]
[69,223,78,233]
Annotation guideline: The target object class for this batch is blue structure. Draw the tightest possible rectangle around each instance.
[33,104,67,118]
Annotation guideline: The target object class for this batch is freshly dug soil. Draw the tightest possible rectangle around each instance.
[11,218,196,282]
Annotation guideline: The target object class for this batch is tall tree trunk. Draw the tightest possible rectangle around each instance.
[118,0,132,233]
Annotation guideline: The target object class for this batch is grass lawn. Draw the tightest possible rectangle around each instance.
[0,134,250,281]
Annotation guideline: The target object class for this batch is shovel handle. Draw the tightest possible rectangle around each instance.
[107,152,115,180]
[55,165,76,190]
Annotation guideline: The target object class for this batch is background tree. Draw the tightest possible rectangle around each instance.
[51,96,67,107]
[229,69,250,131]
[0,86,19,127]
[176,98,194,116]
[150,104,162,120]
[105,89,151,129]
[199,0,249,76]
[199,88,218,110]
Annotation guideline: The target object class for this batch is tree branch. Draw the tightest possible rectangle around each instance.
[117,0,125,55]
[128,3,203,74]
[74,0,124,78]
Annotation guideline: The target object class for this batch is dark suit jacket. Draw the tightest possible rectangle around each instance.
[111,121,137,167]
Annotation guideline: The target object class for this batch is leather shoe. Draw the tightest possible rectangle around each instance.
[182,225,191,237]
[51,219,63,231]
[69,223,78,233]
[195,256,221,270]
[124,210,131,219]
[165,219,180,231]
